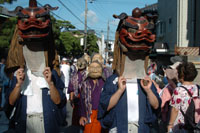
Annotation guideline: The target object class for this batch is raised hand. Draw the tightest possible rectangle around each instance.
[140,76,152,93]
[43,67,52,84]
[16,68,25,87]
[118,76,126,93]
[9,68,25,105]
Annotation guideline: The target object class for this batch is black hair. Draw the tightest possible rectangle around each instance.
[177,62,198,82]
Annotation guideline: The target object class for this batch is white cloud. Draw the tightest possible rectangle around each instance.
[81,10,98,25]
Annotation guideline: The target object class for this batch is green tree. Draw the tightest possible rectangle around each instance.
[59,31,84,58]
[56,20,75,31]
[51,16,77,57]
[51,16,99,58]
[51,16,63,55]
[59,31,99,58]
[0,0,17,4]
[0,17,17,48]
[86,33,99,55]
[0,14,99,59]
[0,17,16,57]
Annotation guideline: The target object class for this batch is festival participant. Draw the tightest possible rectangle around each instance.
[79,61,105,133]
[69,58,78,78]
[91,53,113,79]
[5,1,66,132]
[83,53,91,66]
[60,57,70,100]
[97,8,161,133]
[68,57,87,127]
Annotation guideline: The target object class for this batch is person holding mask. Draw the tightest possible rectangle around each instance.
[68,57,87,127]
[5,1,66,132]
[97,7,161,133]
[79,61,105,133]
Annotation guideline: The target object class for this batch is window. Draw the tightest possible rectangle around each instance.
[157,20,166,37]
[168,17,172,32]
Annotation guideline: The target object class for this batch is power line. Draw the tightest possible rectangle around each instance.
[57,0,102,37]
[57,0,86,28]
[67,0,83,13]
[95,2,111,19]
[90,2,109,20]
[94,0,144,5]
[37,1,83,31]
[38,1,101,37]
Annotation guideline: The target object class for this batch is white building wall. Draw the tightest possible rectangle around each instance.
[97,34,106,59]
[178,0,189,47]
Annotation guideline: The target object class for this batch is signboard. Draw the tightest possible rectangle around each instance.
[175,46,199,56]
[80,38,84,46]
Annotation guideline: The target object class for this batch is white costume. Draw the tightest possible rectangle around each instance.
[60,62,70,99]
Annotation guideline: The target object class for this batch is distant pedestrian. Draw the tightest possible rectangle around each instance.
[70,58,78,78]
[0,57,9,110]
[60,57,71,100]
[60,57,71,126]
[68,57,87,129]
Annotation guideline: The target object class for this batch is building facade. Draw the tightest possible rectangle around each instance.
[157,0,200,84]
[157,0,200,50]
[97,34,114,61]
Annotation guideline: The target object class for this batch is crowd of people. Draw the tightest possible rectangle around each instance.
[0,52,199,133]
[1,2,199,132]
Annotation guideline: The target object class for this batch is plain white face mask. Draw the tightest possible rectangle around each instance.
[23,43,46,77]
[123,53,146,80]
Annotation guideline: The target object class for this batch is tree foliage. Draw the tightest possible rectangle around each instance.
[0,15,99,59]
[51,16,99,58]
[60,31,84,58]
[0,0,17,4]
[56,20,76,31]
[86,33,99,55]
[51,16,83,57]
[0,17,17,48]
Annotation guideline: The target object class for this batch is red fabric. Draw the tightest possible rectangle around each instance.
[84,110,101,133]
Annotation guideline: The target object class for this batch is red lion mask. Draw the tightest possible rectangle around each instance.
[114,8,156,52]
[9,0,58,39]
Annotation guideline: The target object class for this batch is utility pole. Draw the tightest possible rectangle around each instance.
[101,31,104,56]
[84,0,88,53]
[106,20,110,60]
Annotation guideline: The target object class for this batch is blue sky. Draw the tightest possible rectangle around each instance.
[1,0,157,40]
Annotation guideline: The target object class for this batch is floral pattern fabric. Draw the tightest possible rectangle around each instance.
[170,85,199,126]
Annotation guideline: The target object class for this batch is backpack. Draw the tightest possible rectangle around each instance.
[180,85,200,131]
